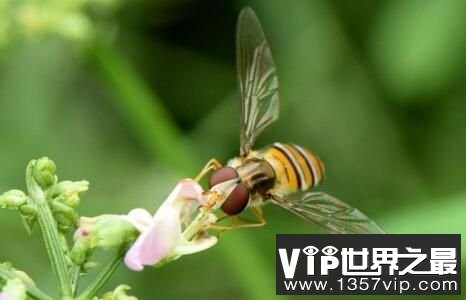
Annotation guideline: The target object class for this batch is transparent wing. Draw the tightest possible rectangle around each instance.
[270,192,385,234]
[237,7,279,156]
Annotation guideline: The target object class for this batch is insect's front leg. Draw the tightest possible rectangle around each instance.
[194,158,223,182]
[205,206,267,234]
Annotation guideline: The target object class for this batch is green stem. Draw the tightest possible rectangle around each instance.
[0,265,53,300]
[26,162,72,298]
[85,40,196,174]
[71,264,81,296]
[77,251,123,300]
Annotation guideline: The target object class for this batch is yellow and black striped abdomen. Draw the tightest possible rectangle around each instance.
[262,143,325,193]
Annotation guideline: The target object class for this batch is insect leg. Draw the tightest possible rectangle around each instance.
[228,206,267,228]
[204,215,243,236]
[194,158,223,182]
[251,206,267,226]
[207,207,267,232]
[204,220,237,237]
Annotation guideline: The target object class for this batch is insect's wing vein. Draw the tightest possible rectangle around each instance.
[237,7,280,156]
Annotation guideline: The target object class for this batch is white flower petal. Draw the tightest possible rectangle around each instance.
[174,236,218,256]
[127,208,152,224]
[124,208,153,232]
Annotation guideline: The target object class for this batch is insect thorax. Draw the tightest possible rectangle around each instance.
[227,154,276,198]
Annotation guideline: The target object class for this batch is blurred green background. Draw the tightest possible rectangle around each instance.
[0,0,465,299]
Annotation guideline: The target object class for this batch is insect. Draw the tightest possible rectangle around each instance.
[195,7,384,234]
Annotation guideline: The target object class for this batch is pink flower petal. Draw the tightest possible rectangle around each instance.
[124,206,181,271]
[124,180,205,271]
[177,179,205,203]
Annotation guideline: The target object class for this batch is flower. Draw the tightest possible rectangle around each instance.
[71,214,139,268]
[124,179,217,271]
[71,177,238,271]
[0,278,26,300]
[73,214,139,252]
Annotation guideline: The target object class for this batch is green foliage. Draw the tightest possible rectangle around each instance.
[371,0,466,101]
[0,0,120,46]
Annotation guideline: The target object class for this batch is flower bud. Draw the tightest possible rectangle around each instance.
[70,237,93,266]
[11,270,35,287]
[19,204,35,216]
[83,261,99,271]
[75,215,138,251]
[56,214,75,232]
[63,194,80,208]
[0,190,28,209]
[49,199,79,232]
[0,263,35,287]
[102,285,137,300]
[32,157,57,188]
[20,213,36,235]
[50,180,89,208]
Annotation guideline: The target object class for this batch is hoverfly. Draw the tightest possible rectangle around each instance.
[195,7,383,234]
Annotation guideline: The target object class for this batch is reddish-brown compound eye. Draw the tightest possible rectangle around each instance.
[221,183,250,215]
[208,167,250,215]
[209,167,238,188]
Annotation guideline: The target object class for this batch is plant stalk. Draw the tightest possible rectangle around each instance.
[26,162,72,298]
[77,250,123,300]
